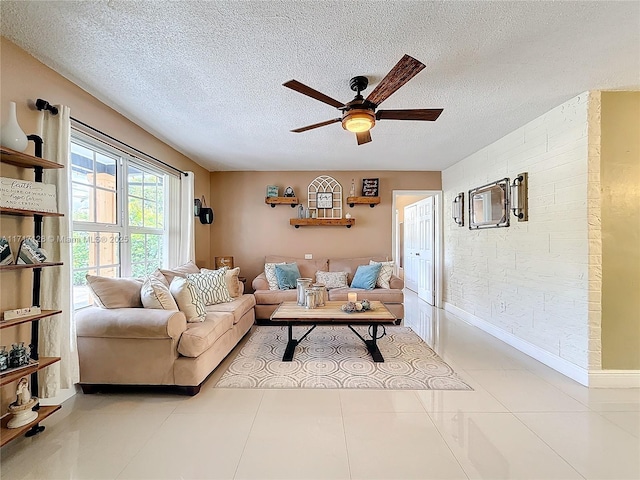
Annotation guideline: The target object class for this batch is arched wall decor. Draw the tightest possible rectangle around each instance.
[307,175,343,219]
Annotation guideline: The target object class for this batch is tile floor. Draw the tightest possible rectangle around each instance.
[1,290,639,479]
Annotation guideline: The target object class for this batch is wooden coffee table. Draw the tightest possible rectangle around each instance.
[270,301,396,362]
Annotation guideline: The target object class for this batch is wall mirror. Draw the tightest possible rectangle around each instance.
[469,178,509,229]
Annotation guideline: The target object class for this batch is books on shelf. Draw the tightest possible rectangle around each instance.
[0,238,13,265]
[16,237,47,264]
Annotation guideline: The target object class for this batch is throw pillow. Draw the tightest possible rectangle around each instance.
[186,269,232,305]
[369,260,395,289]
[169,276,206,322]
[141,275,179,310]
[86,274,143,309]
[274,263,301,290]
[159,261,200,285]
[202,267,242,298]
[350,264,382,290]
[315,271,348,289]
[264,262,286,290]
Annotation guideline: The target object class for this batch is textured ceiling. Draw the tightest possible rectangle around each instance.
[1,1,639,172]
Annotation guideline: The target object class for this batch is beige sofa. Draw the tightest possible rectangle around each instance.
[76,267,255,395]
[252,255,404,322]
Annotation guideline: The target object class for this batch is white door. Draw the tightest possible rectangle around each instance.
[416,196,434,305]
[403,204,418,292]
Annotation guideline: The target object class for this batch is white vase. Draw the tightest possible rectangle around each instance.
[1,101,28,152]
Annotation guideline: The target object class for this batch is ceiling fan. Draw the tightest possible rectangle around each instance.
[283,54,443,145]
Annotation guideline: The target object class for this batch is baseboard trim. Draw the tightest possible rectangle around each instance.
[444,302,589,386]
[588,370,640,388]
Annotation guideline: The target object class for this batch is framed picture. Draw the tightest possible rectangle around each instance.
[266,185,279,197]
[317,192,333,209]
[214,256,234,269]
[362,178,379,197]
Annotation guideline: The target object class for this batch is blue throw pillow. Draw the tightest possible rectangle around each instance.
[350,263,382,290]
[275,263,301,290]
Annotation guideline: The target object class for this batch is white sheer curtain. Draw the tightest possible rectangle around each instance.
[168,171,194,267]
[39,105,79,397]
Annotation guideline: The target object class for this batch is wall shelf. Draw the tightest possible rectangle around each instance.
[0,310,62,329]
[265,197,299,208]
[0,405,61,447]
[347,196,380,208]
[0,262,63,271]
[0,357,60,387]
[0,207,64,217]
[290,218,355,228]
[1,147,63,169]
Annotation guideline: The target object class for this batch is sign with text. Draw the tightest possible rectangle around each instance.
[0,177,57,213]
[362,178,379,197]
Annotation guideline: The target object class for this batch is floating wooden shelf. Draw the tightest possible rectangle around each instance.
[347,196,380,208]
[0,207,64,217]
[0,262,63,271]
[0,357,61,387]
[0,147,63,169]
[0,310,62,329]
[0,405,61,447]
[290,218,355,228]
[265,197,299,208]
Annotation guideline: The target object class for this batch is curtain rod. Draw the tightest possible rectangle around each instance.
[36,98,188,177]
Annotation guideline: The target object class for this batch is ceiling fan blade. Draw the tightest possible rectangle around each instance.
[356,131,372,145]
[291,118,341,133]
[283,80,345,109]
[365,54,426,107]
[376,109,443,121]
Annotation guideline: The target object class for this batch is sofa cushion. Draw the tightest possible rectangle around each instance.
[225,267,243,297]
[159,261,200,285]
[328,256,390,283]
[86,275,143,309]
[315,271,348,289]
[264,262,286,290]
[351,264,381,290]
[170,276,207,322]
[141,275,179,310]
[370,260,395,289]
[265,255,329,280]
[187,269,232,305]
[275,263,301,289]
[177,312,234,358]
[253,289,297,305]
[328,287,404,304]
[205,294,256,324]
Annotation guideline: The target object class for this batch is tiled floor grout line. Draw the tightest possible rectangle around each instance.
[232,389,265,480]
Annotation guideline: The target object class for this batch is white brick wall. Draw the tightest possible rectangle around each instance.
[443,93,591,370]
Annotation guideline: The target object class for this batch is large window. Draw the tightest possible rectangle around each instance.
[71,133,169,309]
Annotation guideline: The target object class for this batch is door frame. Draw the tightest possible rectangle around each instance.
[392,190,443,309]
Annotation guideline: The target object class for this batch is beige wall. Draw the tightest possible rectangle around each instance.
[600,91,640,369]
[209,171,441,289]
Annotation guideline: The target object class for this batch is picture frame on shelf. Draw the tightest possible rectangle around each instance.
[16,237,47,264]
[266,185,279,197]
[317,192,333,209]
[362,178,379,197]
[0,237,14,265]
[214,256,234,269]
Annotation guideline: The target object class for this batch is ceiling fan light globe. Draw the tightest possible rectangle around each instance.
[342,110,375,133]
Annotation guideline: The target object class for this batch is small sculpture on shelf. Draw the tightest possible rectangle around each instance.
[349,178,356,197]
[7,377,39,429]
[8,342,29,368]
[283,186,295,197]
[0,345,8,371]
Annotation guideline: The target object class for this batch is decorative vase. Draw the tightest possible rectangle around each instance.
[1,102,28,152]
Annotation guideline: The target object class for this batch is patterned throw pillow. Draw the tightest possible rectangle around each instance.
[264,262,285,290]
[141,275,179,310]
[315,271,348,289]
[370,260,395,289]
[169,276,206,322]
[202,267,242,298]
[186,269,232,305]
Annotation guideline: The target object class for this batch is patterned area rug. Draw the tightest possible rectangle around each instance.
[215,326,472,390]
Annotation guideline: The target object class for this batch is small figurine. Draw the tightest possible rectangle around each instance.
[7,377,39,429]
[283,186,295,197]
[349,178,356,197]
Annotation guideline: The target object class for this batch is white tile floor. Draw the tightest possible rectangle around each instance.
[2,290,639,479]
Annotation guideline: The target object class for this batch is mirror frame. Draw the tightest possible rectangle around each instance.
[468,178,510,229]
